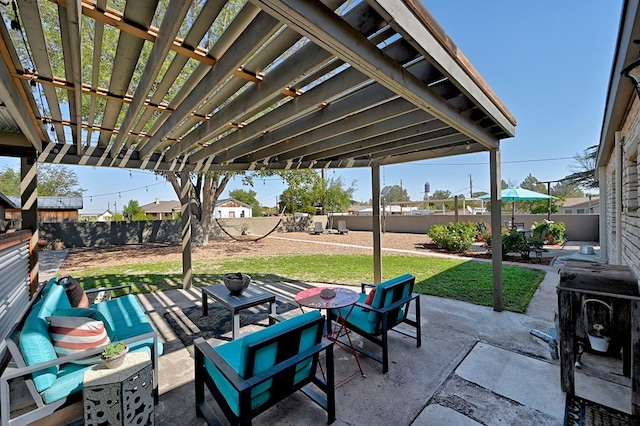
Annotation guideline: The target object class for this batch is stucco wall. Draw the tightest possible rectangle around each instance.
[41,213,599,248]
[328,214,599,241]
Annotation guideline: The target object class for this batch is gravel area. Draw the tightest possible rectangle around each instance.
[60,231,436,274]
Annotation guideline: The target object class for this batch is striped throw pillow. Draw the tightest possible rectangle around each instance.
[47,316,111,364]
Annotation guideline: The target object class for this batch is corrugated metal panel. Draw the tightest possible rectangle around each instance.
[0,241,31,361]
[7,196,84,210]
[0,108,21,133]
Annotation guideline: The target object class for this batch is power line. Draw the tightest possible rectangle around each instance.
[84,179,168,200]
[400,156,574,166]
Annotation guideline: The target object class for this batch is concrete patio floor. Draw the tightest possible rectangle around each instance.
[36,240,628,425]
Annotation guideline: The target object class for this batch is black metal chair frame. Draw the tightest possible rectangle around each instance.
[194,316,335,425]
[328,278,421,374]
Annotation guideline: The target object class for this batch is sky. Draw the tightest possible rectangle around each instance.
[0,1,624,213]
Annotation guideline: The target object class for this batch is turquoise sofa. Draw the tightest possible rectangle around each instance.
[1,278,162,426]
[194,310,335,425]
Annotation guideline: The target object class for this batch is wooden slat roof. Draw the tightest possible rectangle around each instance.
[0,0,515,173]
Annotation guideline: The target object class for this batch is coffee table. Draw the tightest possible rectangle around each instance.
[295,287,365,383]
[201,284,276,340]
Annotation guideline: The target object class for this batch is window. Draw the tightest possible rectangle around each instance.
[564,209,573,214]
[623,145,638,214]
[577,208,585,214]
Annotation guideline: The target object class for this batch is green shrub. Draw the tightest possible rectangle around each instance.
[428,222,477,253]
[547,222,567,245]
[503,229,527,256]
[531,220,567,245]
[485,227,543,259]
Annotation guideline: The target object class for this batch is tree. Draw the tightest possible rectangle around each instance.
[552,180,584,198]
[0,167,19,195]
[381,185,409,204]
[0,164,84,196]
[520,174,546,193]
[164,169,319,245]
[564,145,598,189]
[277,171,321,215]
[164,171,234,246]
[122,200,151,221]
[431,189,451,200]
[430,189,457,210]
[229,189,261,217]
[316,175,355,213]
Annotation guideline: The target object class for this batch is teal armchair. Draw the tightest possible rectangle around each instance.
[328,274,421,373]
[194,310,335,425]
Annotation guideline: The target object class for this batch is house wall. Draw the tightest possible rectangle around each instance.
[602,97,640,279]
[6,209,78,225]
[215,206,252,218]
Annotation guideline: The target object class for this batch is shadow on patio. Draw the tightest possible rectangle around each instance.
[135,273,630,426]
[21,242,631,425]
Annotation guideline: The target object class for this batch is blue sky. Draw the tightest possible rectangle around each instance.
[0,1,623,212]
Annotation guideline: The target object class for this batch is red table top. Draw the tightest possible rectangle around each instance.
[295,287,359,310]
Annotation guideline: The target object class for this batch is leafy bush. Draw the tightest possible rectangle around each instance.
[428,222,477,253]
[531,220,567,245]
[485,227,544,259]
[547,222,567,245]
[503,229,528,256]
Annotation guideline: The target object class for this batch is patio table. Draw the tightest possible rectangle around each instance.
[295,287,365,384]
[201,284,276,340]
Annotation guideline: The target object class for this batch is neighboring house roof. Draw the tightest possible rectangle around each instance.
[141,200,181,214]
[215,198,253,209]
[0,192,17,208]
[358,205,404,213]
[6,196,83,209]
[559,197,599,208]
[80,209,113,216]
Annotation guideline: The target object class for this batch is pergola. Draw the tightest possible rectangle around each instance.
[0,0,515,310]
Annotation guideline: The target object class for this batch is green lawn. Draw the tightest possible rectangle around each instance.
[73,255,545,313]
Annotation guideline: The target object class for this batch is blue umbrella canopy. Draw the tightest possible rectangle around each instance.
[478,187,555,201]
[478,188,555,223]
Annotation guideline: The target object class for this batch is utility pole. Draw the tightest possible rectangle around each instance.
[469,174,473,198]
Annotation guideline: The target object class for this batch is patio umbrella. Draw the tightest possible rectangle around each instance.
[478,187,555,224]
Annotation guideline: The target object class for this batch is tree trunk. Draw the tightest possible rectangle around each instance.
[165,171,233,246]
